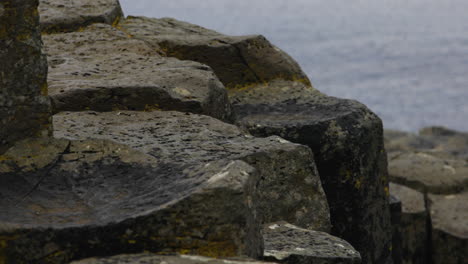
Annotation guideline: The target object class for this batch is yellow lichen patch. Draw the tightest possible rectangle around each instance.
[40,82,48,96]
[144,104,161,112]
[384,186,390,197]
[112,15,122,27]
[0,155,11,162]
[197,241,237,258]
[128,240,136,244]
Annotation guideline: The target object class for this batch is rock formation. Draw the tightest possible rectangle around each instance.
[0,0,414,263]
[386,129,468,264]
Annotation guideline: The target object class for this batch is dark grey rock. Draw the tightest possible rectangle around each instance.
[39,0,123,33]
[119,16,311,89]
[0,110,330,263]
[263,222,361,264]
[389,195,402,264]
[42,24,233,122]
[390,183,429,264]
[0,0,52,154]
[0,137,261,263]
[388,152,468,194]
[429,192,468,264]
[229,80,392,264]
[53,111,330,232]
[71,254,277,264]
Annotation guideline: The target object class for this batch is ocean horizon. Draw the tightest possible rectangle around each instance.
[120,0,468,132]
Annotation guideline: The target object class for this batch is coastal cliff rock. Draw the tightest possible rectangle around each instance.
[39,0,123,33]
[119,16,392,264]
[0,0,52,154]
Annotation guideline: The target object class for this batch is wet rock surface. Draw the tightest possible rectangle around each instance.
[263,222,361,264]
[388,151,468,194]
[71,254,277,264]
[39,0,123,33]
[0,0,51,154]
[429,192,468,264]
[42,23,233,122]
[119,16,311,89]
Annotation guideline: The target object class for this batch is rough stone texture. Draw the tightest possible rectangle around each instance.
[42,24,233,122]
[0,0,52,154]
[263,222,361,264]
[109,18,392,262]
[429,192,468,264]
[71,254,277,264]
[39,0,123,33]
[119,16,311,89]
[53,110,331,233]
[229,80,392,264]
[389,195,402,264]
[388,152,468,194]
[0,137,263,263]
[389,183,429,264]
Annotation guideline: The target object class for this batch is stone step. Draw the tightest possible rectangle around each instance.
[0,111,329,263]
[42,23,233,122]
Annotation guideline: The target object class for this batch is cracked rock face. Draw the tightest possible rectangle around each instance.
[429,192,468,264]
[39,0,124,33]
[263,222,361,264]
[0,0,52,154]
[42,23,233,122]
[0,111,329,263]
[119,16,311,89]
[71,254,277,264]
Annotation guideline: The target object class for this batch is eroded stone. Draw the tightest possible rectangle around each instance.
[429,192,468,264]
[0,137,262,263]
[42,24,232,122]
[263,222,361,264]
[39,0,123,33]
[119,16,311,89]
[53,110,330,232]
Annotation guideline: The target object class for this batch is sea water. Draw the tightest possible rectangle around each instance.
[120,0,468,132]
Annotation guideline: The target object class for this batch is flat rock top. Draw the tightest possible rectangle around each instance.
[389,183,425,214]
[230,80,373,128]
[43,23,231,120]
[388,152,468,194]
[429,192,468,239]
[53,111,300,164]
[71,254,276,264]
[39,0,123,33]
[263,222,360,262]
